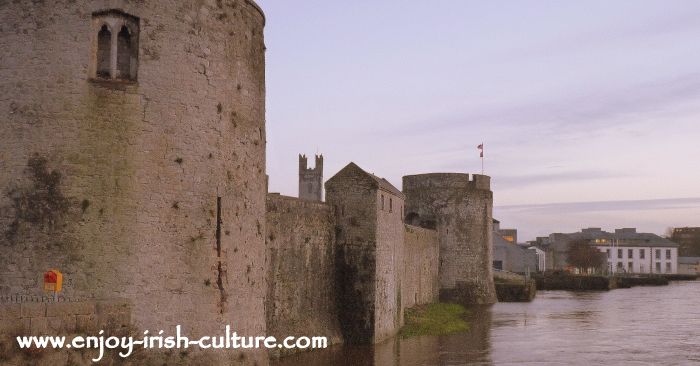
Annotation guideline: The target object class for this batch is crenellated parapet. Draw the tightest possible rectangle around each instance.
[402,173,491,191]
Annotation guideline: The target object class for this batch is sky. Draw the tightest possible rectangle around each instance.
[257,0,700,241]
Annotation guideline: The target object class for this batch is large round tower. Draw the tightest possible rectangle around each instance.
[0,0,266,362]
[402,173,497,305]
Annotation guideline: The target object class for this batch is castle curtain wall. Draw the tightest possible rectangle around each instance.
[265,194,343,355]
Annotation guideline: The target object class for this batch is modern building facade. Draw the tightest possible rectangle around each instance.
[528,246,546,272]
[540,228,679,274]
[492,220,538,273]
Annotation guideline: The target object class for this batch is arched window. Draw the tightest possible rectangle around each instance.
[96,25,111,78]
[117,26,132,79]
[92,10,139,82]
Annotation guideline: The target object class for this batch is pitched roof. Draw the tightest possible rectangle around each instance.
[563,228,679,248]
[678,257,700,264]
[367,173,403,197]
[327,162,404,198]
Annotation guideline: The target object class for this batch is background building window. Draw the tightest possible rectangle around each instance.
[628,249,633,258]
[640,249,645,259]
[666,249,671,260]
[655,249,661,259]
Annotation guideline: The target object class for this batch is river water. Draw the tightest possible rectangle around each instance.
[273,281,700,365]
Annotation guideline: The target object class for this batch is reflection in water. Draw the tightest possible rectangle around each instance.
[272,306,493,366]
[273,281,700,365]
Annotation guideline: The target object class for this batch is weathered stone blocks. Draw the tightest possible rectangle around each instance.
[403,173,497,305]
[0,2,268,364]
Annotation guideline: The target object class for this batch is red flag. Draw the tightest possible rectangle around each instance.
[477,143,484,157]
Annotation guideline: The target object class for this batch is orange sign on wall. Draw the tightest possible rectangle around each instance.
[43,269,63,293]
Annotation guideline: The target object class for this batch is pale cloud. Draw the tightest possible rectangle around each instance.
[259,0,700,238]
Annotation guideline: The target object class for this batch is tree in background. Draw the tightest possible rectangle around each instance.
[567,240,606,273]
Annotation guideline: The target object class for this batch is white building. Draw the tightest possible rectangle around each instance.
[528,246,546,272]
[591,228,678,274]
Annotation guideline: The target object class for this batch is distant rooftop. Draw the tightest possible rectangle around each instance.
[678,257,700,264]
[562,228,678,248]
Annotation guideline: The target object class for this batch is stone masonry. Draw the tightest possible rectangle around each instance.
[403,173,497,305]
[1,0,497,362]
[402,225,440,309]
[324,162,407,344]
[0,1,267,364]
[298,154,323,201]
[265,193,343,356]
[266,162,443,350]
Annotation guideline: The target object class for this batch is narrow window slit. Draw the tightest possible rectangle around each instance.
[216,196,222,257]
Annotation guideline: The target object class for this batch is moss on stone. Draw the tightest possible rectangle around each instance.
[399,303,469,339]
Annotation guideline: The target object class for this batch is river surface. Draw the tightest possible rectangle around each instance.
[273,281,700,365]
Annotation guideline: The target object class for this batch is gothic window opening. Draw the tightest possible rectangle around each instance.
[91,10,139,82]
[117,26,133,80]
[96,25,111,78]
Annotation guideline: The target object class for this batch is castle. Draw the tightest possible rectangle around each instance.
[266,160,496,350]
[0,1,495,364]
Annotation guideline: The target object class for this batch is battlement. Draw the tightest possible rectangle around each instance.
[267,192,330,211]
[299,154,323,171]
[402,173,491,191]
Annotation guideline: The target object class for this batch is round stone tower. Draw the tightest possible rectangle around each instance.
[402,173,497,305]
[0,0,266,362]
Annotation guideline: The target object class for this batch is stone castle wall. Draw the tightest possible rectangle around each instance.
[0,299,132,365]
[0,0,495,361]
[267,169,441,348]
[0,1,267,364]
[0,299,131,337]
[402,225,440,309]
[265,194,343,354]
[403,174,496,305]
[325,167,379,344]
[373,188,406,343]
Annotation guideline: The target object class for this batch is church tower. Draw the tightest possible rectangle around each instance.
[299,154,323,201]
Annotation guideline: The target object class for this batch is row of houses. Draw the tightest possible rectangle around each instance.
[493,224,700,275]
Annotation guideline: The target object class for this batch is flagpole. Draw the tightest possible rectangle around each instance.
[481,141,484,175]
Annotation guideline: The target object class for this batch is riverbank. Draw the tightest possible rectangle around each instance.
[493,271,537,302]
[399,303,469,338]
[534,272,698,291]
